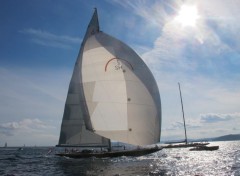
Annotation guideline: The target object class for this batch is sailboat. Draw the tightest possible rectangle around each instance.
[178,82,188,144]
[56,9,162,158]
[164,83,209,148]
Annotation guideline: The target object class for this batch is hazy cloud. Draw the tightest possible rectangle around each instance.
[164,121,201,131]
[166,121,184,130]
[20,28,81,49]
[0,118,55,136]
[110,0,178,26]
[200,113,238,123]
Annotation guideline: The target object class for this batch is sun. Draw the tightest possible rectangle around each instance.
[175,5,199,27]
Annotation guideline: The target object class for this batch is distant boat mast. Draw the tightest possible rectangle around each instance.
[178,83,188,144]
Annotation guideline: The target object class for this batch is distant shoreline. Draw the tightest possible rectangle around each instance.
[161,133,240,144]
[2,134,240,147]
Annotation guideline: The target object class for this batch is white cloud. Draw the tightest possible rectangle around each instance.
[0,118,57,146]
[200,113,234,123]
[109,0,178,26]
[200,113,240,123]
[0,118,54,132]
[163,112,240,139]
[123,0,240,140]
[0,67,70,145]
[0,117,59,146]
[163,121,201,131]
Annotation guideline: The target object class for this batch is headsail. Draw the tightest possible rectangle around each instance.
[58,9,110,147]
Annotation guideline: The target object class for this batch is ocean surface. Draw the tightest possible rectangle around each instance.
[0,141,239,176]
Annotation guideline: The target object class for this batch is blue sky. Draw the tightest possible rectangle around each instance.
[0,0,240,146]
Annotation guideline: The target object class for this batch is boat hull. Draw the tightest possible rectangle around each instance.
[189,146,219,151]
[56,147,161,158]
[163,142,209,149]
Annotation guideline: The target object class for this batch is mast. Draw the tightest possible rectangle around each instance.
[178,82,188,144]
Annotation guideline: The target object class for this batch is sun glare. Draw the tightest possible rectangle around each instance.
[175,5,199,27]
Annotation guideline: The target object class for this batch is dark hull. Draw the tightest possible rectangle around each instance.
[56,147,161,158]
[163,142,209,149]
[190,145,219,151]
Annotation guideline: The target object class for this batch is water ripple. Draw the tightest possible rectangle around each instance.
[0,141,239,176]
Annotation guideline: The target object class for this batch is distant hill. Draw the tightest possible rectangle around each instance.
[211,134,240,141]
[193,134,240,142]
[161,134,240,144]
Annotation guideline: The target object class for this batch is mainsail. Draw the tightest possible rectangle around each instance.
[58,9,110,147]
[58,9,161,147]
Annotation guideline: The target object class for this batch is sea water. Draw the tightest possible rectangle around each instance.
[0,141,239,176]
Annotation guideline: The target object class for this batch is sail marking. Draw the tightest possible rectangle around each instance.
[105,58,134,72]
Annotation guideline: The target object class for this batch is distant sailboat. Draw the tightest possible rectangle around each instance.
[4,142,7,148]
[56,9,162,158]
[178,82,188,144]
[164,83,209,148]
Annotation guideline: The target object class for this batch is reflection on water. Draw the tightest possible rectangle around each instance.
[153,141,240,176]
[55,141,240,176]
[56,157,112,176]
[0,141,239,176]
[56,154,165,176]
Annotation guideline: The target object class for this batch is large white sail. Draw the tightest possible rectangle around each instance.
[81,14,161,146]
[58,9,161,147]
[58,9,110,147]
